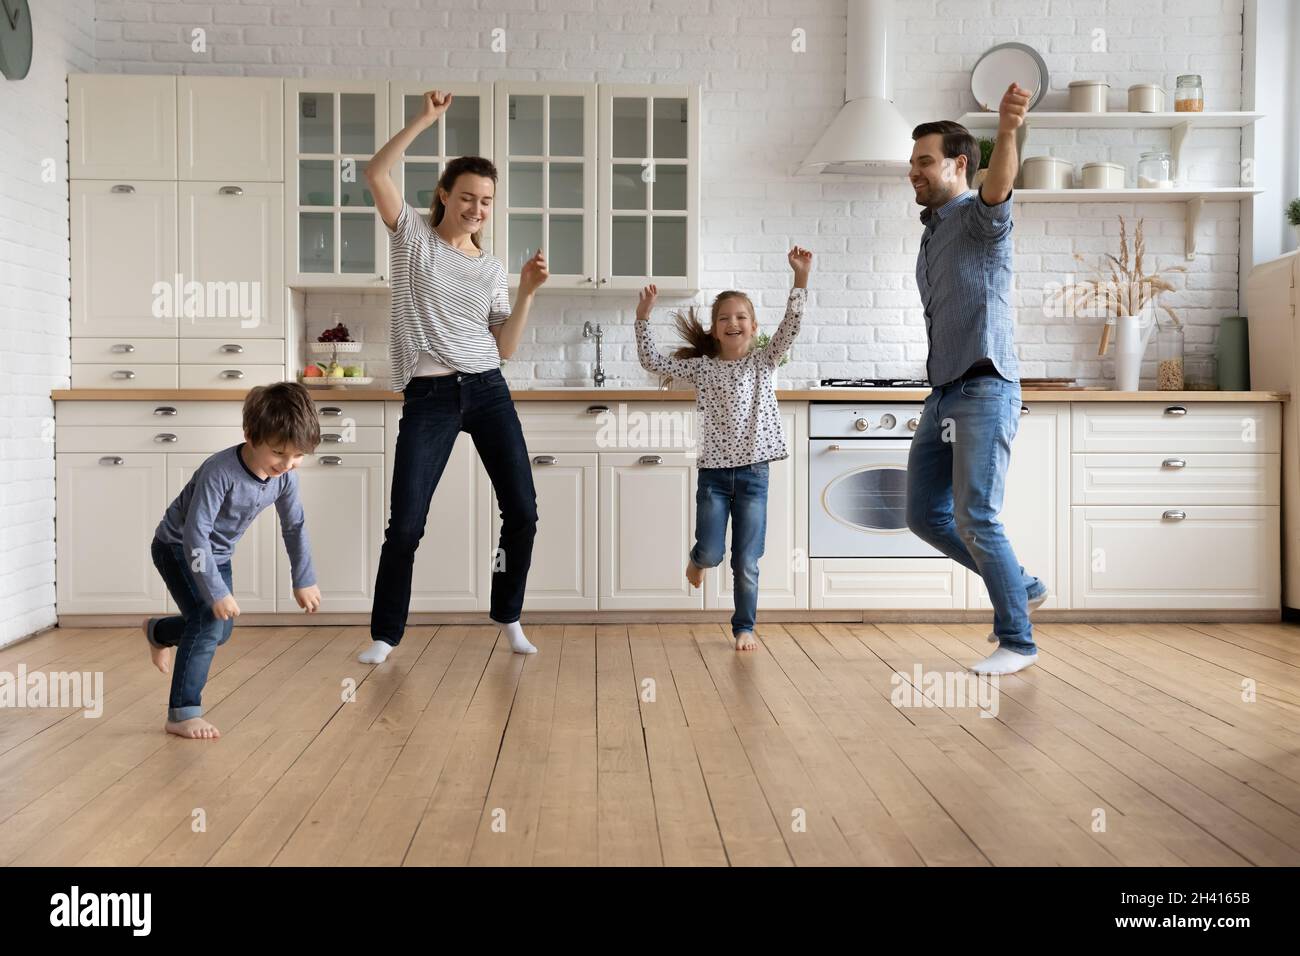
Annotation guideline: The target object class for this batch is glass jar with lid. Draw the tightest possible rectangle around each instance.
[1155,323,1185,390]
[1184,352,1218,390]
[1175,74,1204,112]
[1138,150,1173,188]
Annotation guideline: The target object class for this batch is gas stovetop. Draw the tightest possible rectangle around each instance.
[817,378,929,388]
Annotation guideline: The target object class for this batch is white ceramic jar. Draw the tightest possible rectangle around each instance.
[1081,161,1126,189]
[1068,80,1109,112]
[1021,156,1074,190]
[1127,84,1165,112]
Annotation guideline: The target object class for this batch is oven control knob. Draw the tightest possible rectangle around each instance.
[853,417,869,432]
[877,413,897,430]
[906,417,920,431]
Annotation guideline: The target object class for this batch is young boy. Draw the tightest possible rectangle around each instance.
[143,382,324,740]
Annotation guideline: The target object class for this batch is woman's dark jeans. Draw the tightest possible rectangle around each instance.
[370,368,538,644]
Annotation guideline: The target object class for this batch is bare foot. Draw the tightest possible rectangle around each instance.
[735,631,757,651]
[165,718,221,740]
[685,560,704,588]
[142,618,171,674]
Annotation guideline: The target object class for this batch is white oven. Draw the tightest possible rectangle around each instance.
[809,402,941,558]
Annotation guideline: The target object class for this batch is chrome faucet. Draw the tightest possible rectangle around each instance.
[582,321,607,387]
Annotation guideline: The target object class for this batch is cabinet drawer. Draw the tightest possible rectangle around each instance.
[57,401,245,427]
[1072,403,1279,454]
[57,425,244,454]
[318,401,385,427]
[810,558,967,610]
[179,364,285,389]
[1071,506,1279,609]
[312,426,385,454]
[179,339,285,364]
[71,338,178,364]
[70,364,180,389]
[518,400,695,452]
[1072,453,1280,506]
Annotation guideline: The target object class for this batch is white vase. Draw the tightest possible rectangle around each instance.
[1112,312,1157,391]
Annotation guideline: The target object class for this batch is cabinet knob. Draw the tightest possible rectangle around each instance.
[220,343,244,354]
[321,433,344,443]
[153,406,177,416]
[853,418,869,431]
[319,406,343,417]
[1162,457,1187,469]
[599,278,608,284]
[110,184,135,194]
[219,185,244,196]
[907,418,920,431]
[585,405,610,415]
[111,343,135,353]
[320,455,343,466]
[533,455,558,466]
[98,456,124,466]
[1162,509,1187,520]
[638,455,664,465]
[220,369,245,379]
[585,277,594,283]
[1163,405,1188,416]
[153,433,178,443]
[111,370,136,380]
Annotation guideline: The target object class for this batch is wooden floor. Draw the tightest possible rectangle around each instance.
[2,620,1299,866]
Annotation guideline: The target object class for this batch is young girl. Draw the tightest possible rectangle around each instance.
[634,246,812,650]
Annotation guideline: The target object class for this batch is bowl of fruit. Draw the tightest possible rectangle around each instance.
[310,321,363,354]
[300,360,371,387]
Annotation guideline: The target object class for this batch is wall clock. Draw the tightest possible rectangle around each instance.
[0,0,33,81]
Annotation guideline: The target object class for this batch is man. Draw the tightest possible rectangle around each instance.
[905,83,1047,676]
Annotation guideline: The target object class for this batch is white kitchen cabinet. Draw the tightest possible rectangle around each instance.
[810,558,968,610]
[69,74,176,180]
[492,452,598,610]
[178,182,285,338]
[179,77,284,182]
[56,453,167,614]
[70,181,178,339]
[70,365,180,390]
[285,81,390,286]
[1071,505,1279,609]
[1072,452,1280,506]
[597,84,700,293]
[705,407,808,610]
[968,402,1070,610]
[494,82,598,289]
[167,454,277,613]
[278,452,384,612]
[384,404,492,611]
[388,82,494,224]
[1072,402,1280,454]
[599,451,700,609]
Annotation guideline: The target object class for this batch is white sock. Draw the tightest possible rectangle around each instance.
[970,647,1037,675]
[501,620,536,655]
[359,640,393,664]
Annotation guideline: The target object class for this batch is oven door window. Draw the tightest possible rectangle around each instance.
[824,465,910,532]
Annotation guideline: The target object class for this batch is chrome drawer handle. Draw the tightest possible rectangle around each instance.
[219,185,244,196]
[220,343,244,354]
[111,370,136,380]
[153,406,177,416]
[98,456,124,466]
[220,369,245,379]
[154,433,178,443]
[110,184,135,194]
[533,455,558,466]
[1162,509,1187,520]
[321,433,344,443]
[319,406,343,417]
[586,405,610,415]
[1164,405,1188,416]
[1020,405,1029,416]
[111,343,135,353]
[1162,458,1187,469]
[827,443,846,451]
[639,455,663,465]
[320,456,343,466]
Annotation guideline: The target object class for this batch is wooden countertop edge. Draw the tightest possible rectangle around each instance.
[50,388,1291,403]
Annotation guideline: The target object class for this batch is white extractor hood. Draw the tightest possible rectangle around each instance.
[795,0,914,177]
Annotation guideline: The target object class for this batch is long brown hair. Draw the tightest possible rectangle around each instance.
[670,290,757,360]
[432,155,498,250]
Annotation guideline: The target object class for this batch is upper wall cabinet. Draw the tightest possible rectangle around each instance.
[597,84,700,293]
[69,75,177,180]
[494,82,598,291]
[285,80,389,286]
[387,82,494,232]
[178,77,283,182]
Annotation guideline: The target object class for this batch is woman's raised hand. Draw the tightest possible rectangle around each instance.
[519,249,549,294]
[636,284,658,322]
[788,245,813,287]
[419,90,454,128]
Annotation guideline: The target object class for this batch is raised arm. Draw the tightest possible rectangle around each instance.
[365,90,452,231]
[760,246,812,367]
[633,284,702,384]
[979,82,1029,206]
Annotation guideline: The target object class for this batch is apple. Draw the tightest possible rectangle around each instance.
[344,366,362,378]
[303,365,323,378]
[329,365,345,379]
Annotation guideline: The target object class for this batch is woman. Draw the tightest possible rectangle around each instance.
[361,91,549,664]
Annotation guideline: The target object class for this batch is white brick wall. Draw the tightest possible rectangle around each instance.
[0,0,94,648]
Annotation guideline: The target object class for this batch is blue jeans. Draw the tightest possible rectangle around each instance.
[691,462,769,635]
[371,368,538,643]
[905,374,1045,654]
[148,537,235,721]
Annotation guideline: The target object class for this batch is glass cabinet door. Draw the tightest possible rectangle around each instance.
[493,83,597,290]
[388,83,495,246]
[287,82,387,285]
[599,84,699,293]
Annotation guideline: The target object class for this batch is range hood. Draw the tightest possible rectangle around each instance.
[795,0,913,177]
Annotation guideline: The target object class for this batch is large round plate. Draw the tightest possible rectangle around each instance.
[970,42,1047,112]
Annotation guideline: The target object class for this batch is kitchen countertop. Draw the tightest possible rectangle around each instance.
[51,388,1291,402]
